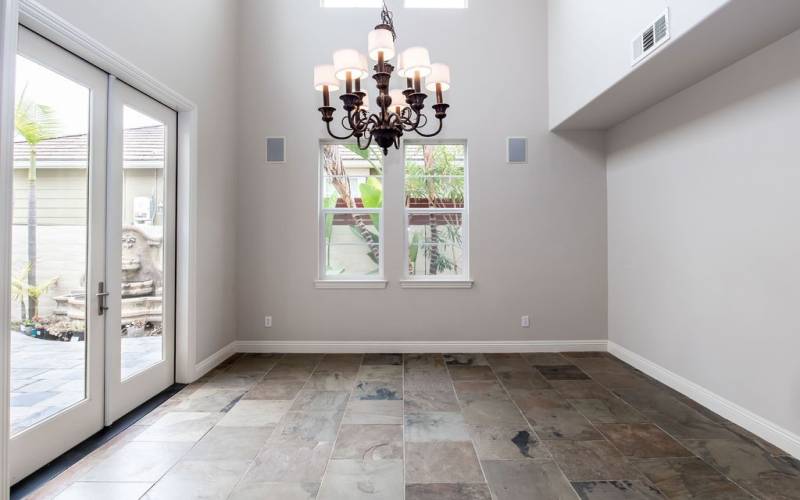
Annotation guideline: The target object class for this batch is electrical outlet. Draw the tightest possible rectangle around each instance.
[264,316,272,328]
[521,315,530,328]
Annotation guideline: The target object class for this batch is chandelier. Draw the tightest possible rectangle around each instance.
[314,2,451,156]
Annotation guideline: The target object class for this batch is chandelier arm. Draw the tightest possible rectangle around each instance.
[325,120,356,140]
[341,114,354,131]
[413,117,444,138]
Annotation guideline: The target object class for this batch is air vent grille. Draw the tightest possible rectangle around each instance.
[632,9,670,66]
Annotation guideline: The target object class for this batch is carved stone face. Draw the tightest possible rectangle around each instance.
[122,233,138,249]
[121,227,161,294]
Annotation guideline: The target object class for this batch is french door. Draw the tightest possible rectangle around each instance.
[9,28,176,482]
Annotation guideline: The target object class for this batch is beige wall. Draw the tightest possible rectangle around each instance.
[36,0,240,361]
[607,28,800,437]
[234,0,608,343]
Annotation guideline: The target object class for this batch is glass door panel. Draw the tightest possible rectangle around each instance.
[105,79,176,424]
[119,105,167,380]
[9,27,107,484]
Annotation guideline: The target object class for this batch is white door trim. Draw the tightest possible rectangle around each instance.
[0,1,20,495]
[1,0,200,492]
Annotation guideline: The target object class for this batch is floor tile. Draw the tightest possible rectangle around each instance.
[217,399,292,427]
[264,364,316,381]
[142,459,250,500]
[496,370,552,390]
[404,412,471,442]
[597,424,692,459]
[82,441,192,482]
[342,400,403,424]
[403,353,446,369]
[228,482,319,500]
[353,380,402,400]
[244,380,305,400]
[444,353,489,366]
[271,411,343,442]
[405,483,492,500]
[447,366,496,381]
[317,459,404,500]
[481,459,577,500]
[332,424,403,460]
[405,442,484,483]
[614,388,738,439]
[683,438,800,499]
[522,353,572,366]
[461,399,526,426]
[53,482,152,500]
[404,390,460,412]
[201,371,263,391]
[290,390,350,411]
[632,457,753,499]
[184,425,273,461]
[403,371,453,392]
[358,365,403,380]
[452,380,509,403]
[512,390,602,440]
[535,365,590,381]
[545,440,642,481]
[241,441,333,482]
[172,388,245,412]
[305,370,357,391]
[468,424,550,460]
[568,398,647,424]
[571,480,665,499]
[362,353,402,365]
[133,411,220,443]
[484,353,531,372]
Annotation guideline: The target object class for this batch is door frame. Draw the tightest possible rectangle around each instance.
[0,0,201,494]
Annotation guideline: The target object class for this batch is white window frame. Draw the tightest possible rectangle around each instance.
[401,139,470,287]
[317,140,386,287]
[404,0,468,8]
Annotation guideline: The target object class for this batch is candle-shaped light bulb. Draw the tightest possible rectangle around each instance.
[413,70,422,93]
[346,70,352,94]
[323,85,331,107]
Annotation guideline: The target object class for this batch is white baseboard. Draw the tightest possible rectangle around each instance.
[234,339,608,353]
[192,341,237,380]
[608,341,800,459]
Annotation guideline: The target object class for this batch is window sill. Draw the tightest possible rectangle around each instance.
[399,280,474,289]
[314,280,388,289]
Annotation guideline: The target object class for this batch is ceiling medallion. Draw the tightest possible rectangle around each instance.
[314,1,451,155]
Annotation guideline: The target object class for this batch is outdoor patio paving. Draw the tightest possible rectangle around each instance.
[10,331,162,435]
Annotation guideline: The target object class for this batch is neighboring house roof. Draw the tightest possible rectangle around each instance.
[13,125,165,169]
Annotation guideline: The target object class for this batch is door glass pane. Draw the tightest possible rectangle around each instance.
[120,106,166,380]
[10,55,89,435]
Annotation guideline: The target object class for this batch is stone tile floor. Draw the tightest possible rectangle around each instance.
[11,332,162,434]
[22,351,800,500]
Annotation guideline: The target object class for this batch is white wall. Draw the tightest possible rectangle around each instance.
[607,29,800,438]
[34,0,240,361]
[235,0,608,344]
[548,0,727,128]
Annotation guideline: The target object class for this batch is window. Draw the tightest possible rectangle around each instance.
[404,0,467,8]
[319,143,384,279]
[404,142,468,279]
[321,0,381,7]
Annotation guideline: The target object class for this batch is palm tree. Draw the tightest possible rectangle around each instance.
[14,87,60,319]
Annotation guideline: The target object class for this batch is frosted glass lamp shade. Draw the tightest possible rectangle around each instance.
[359,54,370,80]
[314,65,340,91]
[425,63,451,91]
[368,28,396,61]
[334,49,367,80]
[396,53,407,78]
[389,89,408,110]
[401,47,432,77]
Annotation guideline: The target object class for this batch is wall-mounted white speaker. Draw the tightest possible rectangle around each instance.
[507,137,527,164]
[266,137,286,163]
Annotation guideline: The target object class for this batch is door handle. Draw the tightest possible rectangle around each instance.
[97,281,110,316]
